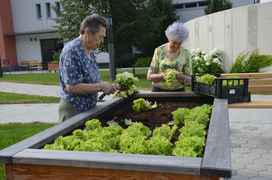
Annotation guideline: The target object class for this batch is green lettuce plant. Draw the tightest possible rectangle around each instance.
[164,69,178,86]
[132,98,157,112]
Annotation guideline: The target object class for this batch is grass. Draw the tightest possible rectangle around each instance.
[0,92,60,104]
[0,68,192,92]
[0,122,57,180]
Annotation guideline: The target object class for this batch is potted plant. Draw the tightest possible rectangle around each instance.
[47,50,61,73]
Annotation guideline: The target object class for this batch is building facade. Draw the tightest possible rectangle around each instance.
[0,0,259,71]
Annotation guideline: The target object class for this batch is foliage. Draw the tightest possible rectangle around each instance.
[115,72,139,89]
[135,57,152,67]
[172,108,190,125]
[152,124,178,140]
[164,68,178,86]
[52,0,163,54]
[147,135,173,155]
[230,49,272,73]
[113,85,139,98]
[52,50,61,62]
[172,104,214,126]
[115,53,143,68]
[132,98,157,112]
[51,0,93,43]
[195,74,217,84]
[191,47,224,75]
[204,0,233,15]
[138,0,179,56]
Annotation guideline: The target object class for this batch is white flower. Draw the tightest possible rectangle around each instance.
[218,62,222,66]
[196,48,202,54]
[202,51,206,55]
[206,62,210,66]
[209,51,215,57]
[195,57,200,61]
[204,54,210,62]
[213,58,220,63]
[190,49,196,54]
[213,47,220,54]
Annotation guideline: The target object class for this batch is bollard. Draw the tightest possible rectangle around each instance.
[0,57,3,77]
[132,64,135,77]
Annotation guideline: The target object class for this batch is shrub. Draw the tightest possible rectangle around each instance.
[52,50,61,62]
[135,57,152,67]
[230,49,272,73]
[191,47,224,75]
[115,53,143,68]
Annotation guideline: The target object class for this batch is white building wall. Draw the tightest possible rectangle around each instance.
[183,1,272,73]
[10,0,108,65]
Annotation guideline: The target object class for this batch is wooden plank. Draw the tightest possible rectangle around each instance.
[249,79,272,86]
[228,100,272,108]
[12,149,202,176]
[222,72,272,79]
[12,164,219,180]
[202,98,232,178]
[132,91,208,98]
[0,97,124,164]
[248,86,272,92]
[5,163,13,180]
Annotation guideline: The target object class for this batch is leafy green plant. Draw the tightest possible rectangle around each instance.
[191,47,224,75]
[230,49,272,73]
[204,0,233,15]
[52,50,61,62]
[132,98,157,112]
[164,68,178,86]
[115,72,139,89]
[135,56,152,67]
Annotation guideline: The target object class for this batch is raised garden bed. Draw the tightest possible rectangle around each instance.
[0,92,231,180]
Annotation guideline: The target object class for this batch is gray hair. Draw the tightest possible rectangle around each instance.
[165,21,189,42]
[79,13,109,35]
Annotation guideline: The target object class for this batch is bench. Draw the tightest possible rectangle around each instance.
[27,62,46,73]
[18,61,36,71]
[221,72,272,108]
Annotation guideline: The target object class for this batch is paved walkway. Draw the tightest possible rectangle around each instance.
[0,81,272,180]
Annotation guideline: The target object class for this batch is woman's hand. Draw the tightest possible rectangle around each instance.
[116,84,129,91]
[176,72,185,80]
[100,83,117,95]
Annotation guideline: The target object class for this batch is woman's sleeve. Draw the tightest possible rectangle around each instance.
[61,49,83,85]
[183,50,192,76]
[148,49,159,74]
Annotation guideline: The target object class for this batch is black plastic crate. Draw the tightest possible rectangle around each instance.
[191,73,250,104]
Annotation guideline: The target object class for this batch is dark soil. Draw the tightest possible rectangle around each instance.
[99,101,212,144]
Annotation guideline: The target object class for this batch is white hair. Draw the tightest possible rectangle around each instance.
[165,21,189,42]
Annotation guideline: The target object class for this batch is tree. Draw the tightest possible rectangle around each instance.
[137,0,179,56]
[204,0,233,15]
[51,0,163,54]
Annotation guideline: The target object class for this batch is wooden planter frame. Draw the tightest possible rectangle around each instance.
[47,62,59,72]
[0,92,231,180]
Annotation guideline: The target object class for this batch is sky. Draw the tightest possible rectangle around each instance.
[261,0,272,3]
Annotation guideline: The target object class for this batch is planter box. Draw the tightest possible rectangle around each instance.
[0,92,231,180]
[47,62,59,72]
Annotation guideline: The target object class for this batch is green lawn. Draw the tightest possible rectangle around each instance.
[0,92,60,104]
[0,122,57,180]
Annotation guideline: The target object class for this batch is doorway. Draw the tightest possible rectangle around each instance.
[40,39,63,66]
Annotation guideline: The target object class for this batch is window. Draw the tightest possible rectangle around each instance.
[36,4,42,19]
[55,2,61,17]
[175,4,184,9]
[46,3,51,18]
[185,3,197,8]
[199,2,209,6]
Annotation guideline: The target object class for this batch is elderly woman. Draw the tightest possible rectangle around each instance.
[58,14,124,122]
[147,21,192,92]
